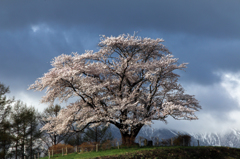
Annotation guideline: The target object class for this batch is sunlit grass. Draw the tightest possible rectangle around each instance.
[40,146,240,159]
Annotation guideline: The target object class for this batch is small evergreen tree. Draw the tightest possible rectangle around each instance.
[25,107,42,159]
[10,101,43,159]
[0,82,14,159]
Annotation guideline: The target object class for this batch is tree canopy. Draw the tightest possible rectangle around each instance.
[0,83,13,159]
[29,34,201,145]
[40,104,72,148]
[10,101,42,159]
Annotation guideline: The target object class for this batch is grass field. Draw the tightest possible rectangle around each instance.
[41,146,240,159]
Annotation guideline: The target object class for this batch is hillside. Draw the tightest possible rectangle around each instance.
[41,146,240,159]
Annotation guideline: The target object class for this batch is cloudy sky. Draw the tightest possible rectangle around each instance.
[1,0,240,134]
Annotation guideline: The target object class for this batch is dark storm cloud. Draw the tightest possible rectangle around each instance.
[157,34,240,85]
[1,0,240,133]
[1,0,240,87]
[1,0,240,39]
[0,26,85,90]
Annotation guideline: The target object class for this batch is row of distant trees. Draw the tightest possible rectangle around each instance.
[0,82,41,159]
[0,82,114,159]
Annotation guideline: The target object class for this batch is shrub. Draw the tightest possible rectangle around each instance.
[160,138,171,146]
[100,140,112,150]
[173,133,191,146]
[49,143,74,155]
[79,142,96,152]
[111,138,119,147]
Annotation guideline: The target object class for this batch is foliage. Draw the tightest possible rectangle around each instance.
[111,138,120,147]
[40,104,73,149]
[78,139,118,152]
[10,101,43,159]
[82,124,114,144]
[64,124,113,148]
[172,133,191,146]
[25,106,43,158]
[100,140,112,150]
[160,138,172,146]
[49,143,74,155]
[79,142,96,152]
[0,82,43,158]
[0,82,14,159]
[64,132,84,147]
[29,33,201,146]
[157,133,192,146]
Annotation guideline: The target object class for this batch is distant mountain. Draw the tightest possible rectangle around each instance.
[189,128,240,148]
[108,125,240,148]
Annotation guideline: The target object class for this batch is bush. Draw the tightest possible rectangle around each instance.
[173,133,191,146]
[100,140,112,150]
[78,138,122,152]
[49,143,74,155]
[160,138,171,146]
[79,142,96,152]
[110,138,118,147]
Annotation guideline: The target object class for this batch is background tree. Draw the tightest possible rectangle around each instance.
[25,107,42,159]
[29,33,201,146]
[10,101,43,159]
[40,104,72,148]
[64,124,113,146]
[64,132,83,146]
[82,124,113,144]
[172,133,191,146]
[10,101,28,159]
[0,83,14,159]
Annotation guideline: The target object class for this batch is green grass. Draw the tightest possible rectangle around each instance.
[40,146,240,159]
[41,146,156,159]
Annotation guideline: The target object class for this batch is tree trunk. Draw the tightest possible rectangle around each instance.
[120,132,137,146]
[54,134,57,145]
[95,126,98,143]
[119,125,143,146]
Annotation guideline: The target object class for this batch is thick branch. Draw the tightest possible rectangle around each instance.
[60,78,95,109]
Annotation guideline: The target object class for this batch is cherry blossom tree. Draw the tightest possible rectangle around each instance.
[29,34,201,146]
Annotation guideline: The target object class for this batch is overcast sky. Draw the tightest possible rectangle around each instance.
[1,0,240,134]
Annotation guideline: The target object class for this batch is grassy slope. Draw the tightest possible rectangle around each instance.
[41,146,240,159]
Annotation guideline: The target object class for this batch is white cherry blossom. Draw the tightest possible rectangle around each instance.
[29,34,201,145]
